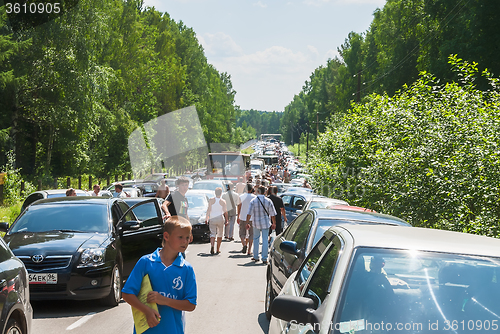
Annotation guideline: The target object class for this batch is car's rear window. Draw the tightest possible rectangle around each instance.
[10,204,108,233]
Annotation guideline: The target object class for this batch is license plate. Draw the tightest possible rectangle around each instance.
[29,273,57,284]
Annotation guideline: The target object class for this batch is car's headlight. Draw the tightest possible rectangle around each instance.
[78,248,105,267]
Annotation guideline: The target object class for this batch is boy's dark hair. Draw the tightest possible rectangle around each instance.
[246,183,253,192]
[115,183,123,190]
[163,216,192,246]
[175,176,190,186]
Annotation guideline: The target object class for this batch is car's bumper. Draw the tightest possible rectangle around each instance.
[191,223,210,240]
[28,265,113,301]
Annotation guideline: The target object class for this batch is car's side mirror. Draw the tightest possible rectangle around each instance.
[280,240,300,256]
[271,295,320,327]
[0,222,9,233]
[121,221,140,231]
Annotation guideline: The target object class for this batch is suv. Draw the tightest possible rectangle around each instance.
[1,197,164,306]
[265,208,410,319]
[0,237,32,334]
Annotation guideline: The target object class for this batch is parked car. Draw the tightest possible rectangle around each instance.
[21,189,90,213]
[0,197,164,306]
[300,196,349,212]
[0,237,32,334]
[133,182,159,197]
[270,224,500,334]
[105,180,139,191]
[185,190,210,242]
[265,208,410,319]
[280,192,315,223]
[192,180,230,195]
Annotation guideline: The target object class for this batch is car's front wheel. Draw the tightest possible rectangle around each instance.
[265,275,275,320]
[102,264,121,306]
[5,318,23,334]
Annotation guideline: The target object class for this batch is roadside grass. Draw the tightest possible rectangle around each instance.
[0,201,22,225]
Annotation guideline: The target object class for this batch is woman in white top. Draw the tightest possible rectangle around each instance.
[205,187,228,255]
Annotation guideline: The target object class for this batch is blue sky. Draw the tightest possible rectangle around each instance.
[142,0,386,112]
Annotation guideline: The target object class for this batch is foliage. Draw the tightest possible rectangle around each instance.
[1,151,35,205]
[0,0,241,180]
[0,201,22,225]
[309,56,500,237]
[281,0,500,145]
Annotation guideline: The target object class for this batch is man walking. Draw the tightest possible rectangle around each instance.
[162,177,190,220]
[268,186,286,235]
[237,183,255,255]
[222,183,239,241]
[246,186,276,264]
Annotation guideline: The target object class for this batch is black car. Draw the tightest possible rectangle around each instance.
[265,208,411,319]
[0,197,164,306]
[0,237,32,334]
[20,189,90,213]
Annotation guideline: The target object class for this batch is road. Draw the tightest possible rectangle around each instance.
[31,239,270,334]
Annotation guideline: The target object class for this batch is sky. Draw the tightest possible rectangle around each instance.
[142,0,386,112]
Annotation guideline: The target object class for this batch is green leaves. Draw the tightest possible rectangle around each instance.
[310,57,500,237]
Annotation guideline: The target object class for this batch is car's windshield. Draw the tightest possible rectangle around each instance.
[333,248,500,334]
[10,204,108,233]
[186,195,208,209]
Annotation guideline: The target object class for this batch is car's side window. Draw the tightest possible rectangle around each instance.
[282,195,292,207]
[118,202,135,222]
[283,213,306,240]
[292,213,313,250]
[296,235,332,293]
[111,204,121,226]
[302,236,341,308]
[292,196,306,209]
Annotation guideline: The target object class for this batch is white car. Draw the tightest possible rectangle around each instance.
[269,224,500,334]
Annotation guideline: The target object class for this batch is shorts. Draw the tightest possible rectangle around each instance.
[239,220,254,240]
[209,216,225,238]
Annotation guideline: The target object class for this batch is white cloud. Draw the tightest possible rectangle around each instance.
[307,45,319,55]
[198,32,244,57]
[324,49,339,61]
[254,1,268,8]
[208,46,322,110]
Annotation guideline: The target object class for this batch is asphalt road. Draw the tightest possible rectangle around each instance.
[31,238,270,334]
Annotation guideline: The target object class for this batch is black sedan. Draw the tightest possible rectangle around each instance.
[0,197,164,306]
[265,208,411,319]
[0,237,32,334]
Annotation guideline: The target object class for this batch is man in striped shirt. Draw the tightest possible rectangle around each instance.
[246,186,276,264]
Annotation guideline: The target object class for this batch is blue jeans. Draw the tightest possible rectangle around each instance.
[252,226,269,261]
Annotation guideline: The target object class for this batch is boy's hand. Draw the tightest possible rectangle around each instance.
[145,307,161,328]
[147,291,162,304]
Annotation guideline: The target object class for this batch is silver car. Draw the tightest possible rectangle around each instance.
[270,224,500,334]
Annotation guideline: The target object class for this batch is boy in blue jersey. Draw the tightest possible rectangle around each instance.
[122,216,197,334]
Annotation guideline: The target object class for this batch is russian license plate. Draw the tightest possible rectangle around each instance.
[29,273,57,284]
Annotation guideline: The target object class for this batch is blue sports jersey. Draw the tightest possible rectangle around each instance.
[122,249,197,334]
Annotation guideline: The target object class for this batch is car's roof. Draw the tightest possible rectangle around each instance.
[334,224,500,258]
[30,196,115,206]
[312,208,409,226]
[33,189,88,195]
